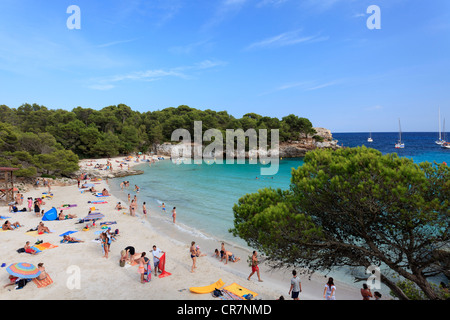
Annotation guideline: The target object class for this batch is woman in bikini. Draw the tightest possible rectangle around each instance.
[137,252,148,284]
[2,220,22,230]
[190,241,197,273]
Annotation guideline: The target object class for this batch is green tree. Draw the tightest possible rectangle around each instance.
[230,146,450,300]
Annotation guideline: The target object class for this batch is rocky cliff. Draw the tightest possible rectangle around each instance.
[152,127,340,158]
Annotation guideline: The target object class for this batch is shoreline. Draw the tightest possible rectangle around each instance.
[0,155,368,300]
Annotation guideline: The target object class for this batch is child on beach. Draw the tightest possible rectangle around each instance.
[172,207,176,223]
[143,202,147,218]
[24,241,38,254]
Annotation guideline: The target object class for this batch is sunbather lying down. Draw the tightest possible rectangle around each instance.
[61,235,84,243]
[58,211,77,220]
[2,220,22,230]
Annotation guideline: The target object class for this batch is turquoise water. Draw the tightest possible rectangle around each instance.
[109,132,450,248]
[109,158,303,247]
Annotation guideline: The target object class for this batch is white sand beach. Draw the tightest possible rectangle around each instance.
[0,155,364,301]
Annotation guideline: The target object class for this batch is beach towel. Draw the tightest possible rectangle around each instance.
[88,201,108,204]
[158,252,171,278]
[30,246,42,253]
[59,231,77,237]
[32,274,53,288]
[100,221,116,226]
[219,289,244,300]
[26,230,54,237]
[223,283,258,299]
[190,279,224,294]
[143,260,151,282]
[34,242,58,251]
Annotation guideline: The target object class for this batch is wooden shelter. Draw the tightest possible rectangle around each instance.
[0,167,19,204]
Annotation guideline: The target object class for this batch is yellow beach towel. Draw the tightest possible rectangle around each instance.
[189,279,225,294]
[223,283,258,298]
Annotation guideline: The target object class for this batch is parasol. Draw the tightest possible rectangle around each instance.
[6,262,41,279]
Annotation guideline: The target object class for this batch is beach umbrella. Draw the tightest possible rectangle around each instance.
[83,212,105,221]
[6,262,41,279]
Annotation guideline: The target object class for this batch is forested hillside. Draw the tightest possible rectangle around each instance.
[0,103,315,177]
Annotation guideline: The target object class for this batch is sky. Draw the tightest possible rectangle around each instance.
[0,0,449,132]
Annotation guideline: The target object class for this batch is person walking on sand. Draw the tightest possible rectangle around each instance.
[323,277,336,300]
[247,251,263,282]
[289,270,302,300]
[190,241,197,273]
[172,207,176,223]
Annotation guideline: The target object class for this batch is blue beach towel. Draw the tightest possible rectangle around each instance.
[59,231,78,237]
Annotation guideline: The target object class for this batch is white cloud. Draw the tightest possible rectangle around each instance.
[256,0,289,8]
[97,38,138,48]
[245,30,328,50]
[87,59,227,90]
[202,0,249,30]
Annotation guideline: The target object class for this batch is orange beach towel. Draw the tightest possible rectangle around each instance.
[33,274,53,288]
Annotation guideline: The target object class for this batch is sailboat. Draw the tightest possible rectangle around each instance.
[395,119,405,149]
[441,119,450,149]
[436,108,445,145]
[367,132,373,142]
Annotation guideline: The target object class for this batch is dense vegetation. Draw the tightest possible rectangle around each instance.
[0,103,315,177]
[230,146,450,300]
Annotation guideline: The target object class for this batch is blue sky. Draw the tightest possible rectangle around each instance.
[0,0,449,132]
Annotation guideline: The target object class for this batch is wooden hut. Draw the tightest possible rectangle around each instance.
[0,167,19,204]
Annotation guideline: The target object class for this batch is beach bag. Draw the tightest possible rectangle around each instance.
[16,278,30,289]
[213,289,223,297]
[120,260,125,267]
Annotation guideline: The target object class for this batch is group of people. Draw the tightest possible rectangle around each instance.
[280,274,383,300]
[214,242,241,265]
[119,245,165,284]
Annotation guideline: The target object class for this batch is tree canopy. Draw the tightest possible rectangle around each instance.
[0,103,315,177]
[230,146,450,300]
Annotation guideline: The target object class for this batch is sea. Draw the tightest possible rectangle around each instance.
[108,132,449,295]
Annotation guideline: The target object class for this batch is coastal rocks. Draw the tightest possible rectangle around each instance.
[313,127,333,141]
[152,127,341,159]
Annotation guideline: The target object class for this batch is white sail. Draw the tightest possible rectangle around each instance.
[436,107,445,145]
[395,118,404,148]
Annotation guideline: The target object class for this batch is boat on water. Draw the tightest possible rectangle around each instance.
[395,119,404,149]
[367,132,373,142]
[436,108,446,145]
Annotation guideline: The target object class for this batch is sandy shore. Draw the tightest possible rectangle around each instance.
[0,155,365,301]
